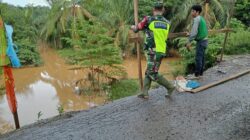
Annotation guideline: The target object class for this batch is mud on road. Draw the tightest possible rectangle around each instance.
[1,55,250,140]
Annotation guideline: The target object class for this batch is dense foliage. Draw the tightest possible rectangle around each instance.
[0,3,48,65]
[225,19,250,54]
[59,18,126,92]
[235,0,250,27]
[16,39,42,65]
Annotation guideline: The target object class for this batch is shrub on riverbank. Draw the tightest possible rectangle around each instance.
[16,39,42,66]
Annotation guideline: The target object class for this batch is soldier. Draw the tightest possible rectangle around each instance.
[131,1,175,99]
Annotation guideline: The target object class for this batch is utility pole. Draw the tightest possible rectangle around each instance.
[133,0,143,90]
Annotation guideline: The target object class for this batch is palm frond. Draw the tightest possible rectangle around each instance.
[170,0,197,32]
[210,0,227,27]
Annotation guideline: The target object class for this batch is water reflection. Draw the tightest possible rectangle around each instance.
[0,80,59,126]
[0,46,107,134]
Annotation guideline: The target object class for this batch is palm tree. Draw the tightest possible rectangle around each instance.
[84,0,134,50]
[168,0,235,32]
[220,0,237,27]
[41,0,93,48]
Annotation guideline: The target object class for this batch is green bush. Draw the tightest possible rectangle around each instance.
[223,18,250,54]
[0,3,47,67]
[225,31,250,55]
[16,39,42,66]
[107,79,139,100]
[235,0,250,27]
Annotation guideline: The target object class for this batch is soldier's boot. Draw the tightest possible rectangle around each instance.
[137,76,151,99]
[156,75,175,98]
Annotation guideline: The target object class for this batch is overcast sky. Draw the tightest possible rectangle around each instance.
[1,0,49,7]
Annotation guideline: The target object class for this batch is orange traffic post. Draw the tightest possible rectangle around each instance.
[3,66,20,129]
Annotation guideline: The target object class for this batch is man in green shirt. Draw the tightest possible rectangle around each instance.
[186,4,208,78]
[131,1,175,99]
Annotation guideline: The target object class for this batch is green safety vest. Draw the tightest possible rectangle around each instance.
[148,17,170,53]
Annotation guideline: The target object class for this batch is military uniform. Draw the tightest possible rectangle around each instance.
[132,2,174,98]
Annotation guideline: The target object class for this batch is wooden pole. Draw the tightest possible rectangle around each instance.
[190,69,250,93]
[204,1,209,22]
[13,112,20,129]
[220,32,229,62]
[129,29,234,42]
[168,29,234,39]
[219,0,234,62]
[133,0,143,90]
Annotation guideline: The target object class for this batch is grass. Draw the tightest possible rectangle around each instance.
[108,79,139,100]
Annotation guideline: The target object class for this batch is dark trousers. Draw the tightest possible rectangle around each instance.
[195,39,208,76]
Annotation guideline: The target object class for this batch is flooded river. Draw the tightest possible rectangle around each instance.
[0,46,181,134]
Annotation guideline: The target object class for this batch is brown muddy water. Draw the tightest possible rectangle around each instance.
[0,47,181,134]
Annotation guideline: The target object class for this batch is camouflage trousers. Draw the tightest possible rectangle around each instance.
[141,48,174,96]
[144,48,165,81]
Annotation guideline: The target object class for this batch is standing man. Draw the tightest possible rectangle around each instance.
[131,1,174,99]
[186,4,208,78]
